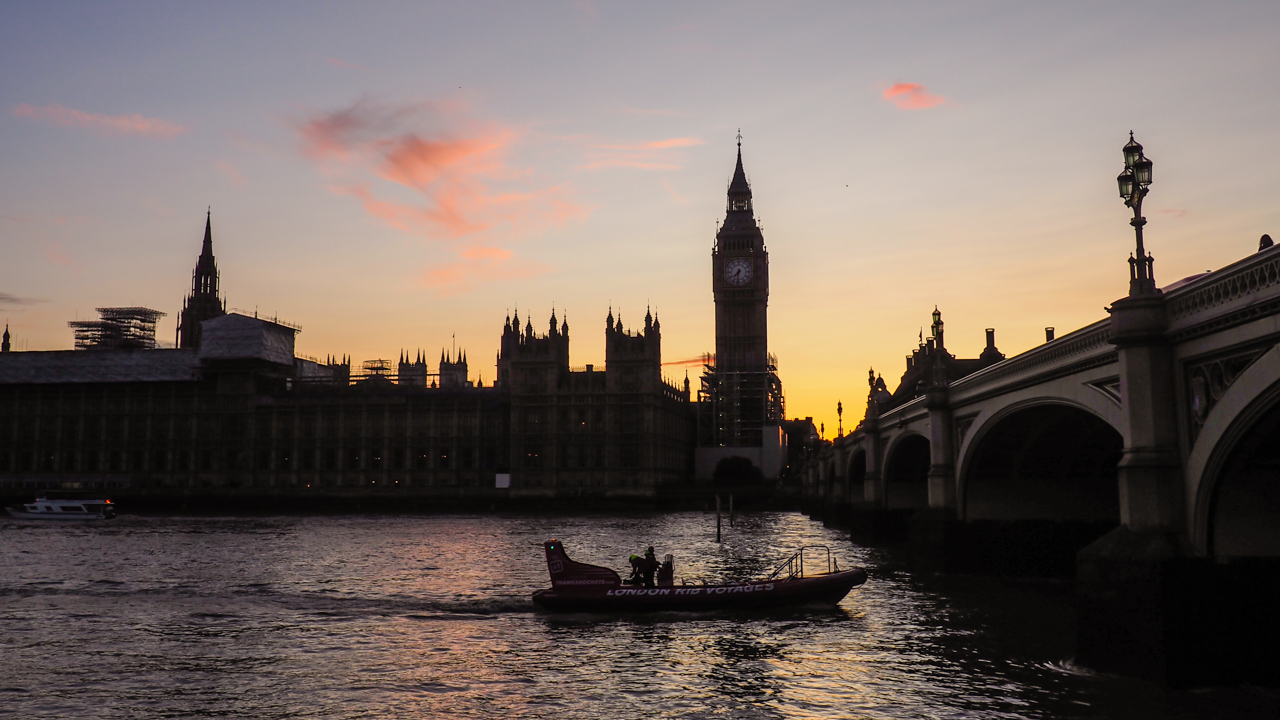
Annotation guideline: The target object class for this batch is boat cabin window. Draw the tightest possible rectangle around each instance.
[61,505,84,512]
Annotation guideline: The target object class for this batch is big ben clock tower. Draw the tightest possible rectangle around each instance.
[698,137,785,479]
[713,137,770,373]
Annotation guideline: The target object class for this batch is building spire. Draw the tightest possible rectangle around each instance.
[177,209,226,349]
[727,133,752,214]
[201,207,213,258]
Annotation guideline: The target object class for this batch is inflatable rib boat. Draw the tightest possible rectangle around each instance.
[531,539,867,612]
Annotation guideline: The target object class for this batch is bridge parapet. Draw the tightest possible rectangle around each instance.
[947,320,1115,404]
[1166,245,1280,340]
[875,394,927,428]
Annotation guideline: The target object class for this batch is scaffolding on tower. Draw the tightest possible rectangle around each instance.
[68,307,167,351]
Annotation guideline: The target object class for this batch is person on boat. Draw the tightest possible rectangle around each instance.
[625,554,644,586]
[640,547,660,588]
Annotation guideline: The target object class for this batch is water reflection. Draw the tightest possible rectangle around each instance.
[3,511,1279,718]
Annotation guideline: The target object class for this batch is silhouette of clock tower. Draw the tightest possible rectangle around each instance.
[698,137,784,474]
[712,135,770,373]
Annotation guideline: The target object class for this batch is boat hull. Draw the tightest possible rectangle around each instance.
[532,568,867,613]
[5,508,113,520]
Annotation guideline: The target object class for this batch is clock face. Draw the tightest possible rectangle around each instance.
[724,258,752,286]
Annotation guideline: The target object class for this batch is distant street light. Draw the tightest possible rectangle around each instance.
[1117,132,1156,295]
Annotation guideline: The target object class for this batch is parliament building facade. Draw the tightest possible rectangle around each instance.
[0,148,787,504]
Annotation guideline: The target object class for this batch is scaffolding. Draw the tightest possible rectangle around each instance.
[697,353,784,447]
[69,307,167,350]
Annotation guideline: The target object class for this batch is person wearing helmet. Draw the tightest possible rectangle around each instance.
[640,546,660,588]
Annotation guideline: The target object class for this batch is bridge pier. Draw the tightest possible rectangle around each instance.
[925,383,957,510]
[1111,293,1184,532]
[1073,292,1201,682]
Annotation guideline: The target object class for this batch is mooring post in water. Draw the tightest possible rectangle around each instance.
[729,494,734,527]
[716,495,722,543]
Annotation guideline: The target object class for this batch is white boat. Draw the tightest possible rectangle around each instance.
[5,495,117,520]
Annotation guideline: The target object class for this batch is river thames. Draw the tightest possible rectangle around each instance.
[2,511,1277,719]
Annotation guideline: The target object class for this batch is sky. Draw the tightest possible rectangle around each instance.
[2,1,1279,437]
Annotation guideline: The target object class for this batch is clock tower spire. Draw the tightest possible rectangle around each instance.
[699,137,784,465]
[713,135,768,373]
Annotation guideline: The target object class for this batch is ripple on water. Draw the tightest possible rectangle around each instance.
[1,512,1277,719]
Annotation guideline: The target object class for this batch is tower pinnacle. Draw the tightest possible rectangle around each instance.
[727,135,752,215]
[177,210,226,348]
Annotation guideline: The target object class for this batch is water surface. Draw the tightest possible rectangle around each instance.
[2,512,1275,718]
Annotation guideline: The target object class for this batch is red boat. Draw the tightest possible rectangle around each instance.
[531,539,868,612]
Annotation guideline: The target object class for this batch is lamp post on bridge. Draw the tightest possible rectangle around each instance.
[1117,132,1156,295]
[1080,130,1186,680]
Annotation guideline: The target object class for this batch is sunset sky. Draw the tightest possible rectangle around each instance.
[3,1,1279,436]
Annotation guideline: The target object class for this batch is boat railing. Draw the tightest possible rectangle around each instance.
[765,545,838,581]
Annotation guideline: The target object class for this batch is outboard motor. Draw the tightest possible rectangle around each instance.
[657,554,675,586]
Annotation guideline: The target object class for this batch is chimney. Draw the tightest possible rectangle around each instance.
[1045,327,1055,342]
[985,328,996,350]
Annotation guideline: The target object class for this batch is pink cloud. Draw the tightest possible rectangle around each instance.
[578,136,703,171]
[215,160,246,186]
[1158,208,1189,219]
[42,242,75,267]
[13,103,186,138]
[882,83,946,110]
[418,246,554,296]
[297,98,584,241]
[594,137,704,151]
[462,246,513,261]
[616,105,684,117]
[662,179,689,206]
[0,213,83,225]
[577,160,680,171]
[326,57,375,72]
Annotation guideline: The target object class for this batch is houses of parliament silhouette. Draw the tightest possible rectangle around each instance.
[0,146,811,503]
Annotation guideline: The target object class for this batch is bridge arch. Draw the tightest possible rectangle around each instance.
[883,431,929,510]
[1190,347,1280,557]
[958,399,1123,522]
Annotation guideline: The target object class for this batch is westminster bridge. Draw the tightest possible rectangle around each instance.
[802,235,1280,686]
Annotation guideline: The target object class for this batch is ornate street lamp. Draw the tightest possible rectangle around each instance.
[1117,132,1156,295]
